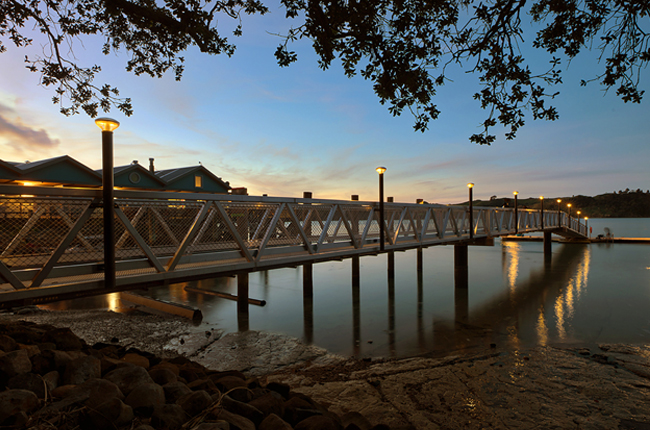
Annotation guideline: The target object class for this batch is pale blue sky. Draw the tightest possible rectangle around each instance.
[0,3,648,203]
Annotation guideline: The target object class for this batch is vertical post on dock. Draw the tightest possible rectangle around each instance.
[303,263,314,343]
[352,256,360,355]
[376,167,387,251]
[417,257,424,348]
[540,196,545,229]
[237,273,249,331]
[543,231,552,262]
[387,251,395,279]
[467,183,474,240]
[96,118,119,290]
[454,244,469,324]
[417,247,423,273]
[513,191,519,234]
[387,256,396,357]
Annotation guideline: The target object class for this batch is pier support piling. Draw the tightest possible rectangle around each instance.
[237,273,249,331]
[303,263,314,343]
[417,247,423,273]
[388,251,395,278]
[454,245,469,324]
[352,256,361,355]
[543,231,552,260]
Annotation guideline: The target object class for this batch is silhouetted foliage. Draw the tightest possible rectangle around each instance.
[2,0,648,143]
[472,192,650,217]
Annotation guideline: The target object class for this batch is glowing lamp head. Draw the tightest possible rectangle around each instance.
[513,191,519,196]
[539,196,544,200]
[376,166,387,175]
[585,217,589,220]
[567,203,572,208]
[557,199,562,203]
[577,211,581,215]
[95,117,120,132]
[467,182,474,189]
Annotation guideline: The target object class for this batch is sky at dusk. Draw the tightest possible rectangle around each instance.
[0,3,648,204]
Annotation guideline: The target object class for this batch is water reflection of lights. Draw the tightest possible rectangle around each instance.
[505,242,521,294]
[553,246,591,341]
[504,242,522,348]
[106,293,121,312]
[536,304,549,345]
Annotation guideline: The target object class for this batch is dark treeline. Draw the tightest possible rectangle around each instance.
[466,190,650,218]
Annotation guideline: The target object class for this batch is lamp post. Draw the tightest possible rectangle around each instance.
[467,183,474,240]
[96,117,120,289]
[585,217,589,238]
[376,166,387,251]
[513,191,519,234]
[567,203,572,229]
[540,196,544,229]
[557,199,562,227]
[576,210,581,232]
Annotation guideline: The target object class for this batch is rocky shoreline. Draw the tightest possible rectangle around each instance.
[0,310,387,429]
[3,307,650,429]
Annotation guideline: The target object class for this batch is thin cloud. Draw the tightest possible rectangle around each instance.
[0,105,60,152]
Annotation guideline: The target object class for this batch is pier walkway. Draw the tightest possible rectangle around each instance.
[0,185,587,307]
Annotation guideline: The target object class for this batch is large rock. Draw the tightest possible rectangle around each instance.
[0,334,18,352]
[151,403,187,430]
[86,398,134,430]
[104,364,154,396]
[70,378,125,408]
[260,413,293,430]
[248,391,285,419]
[0,389,40,426]
[63,355,101,385]
[163,380,193,404]
[176,389,213,418]
[149,367,177,385]
[222,394,264,426]
[44,327,84,351]
[7,372,47,398]
[0,349,32,378]
[124,382,165,417]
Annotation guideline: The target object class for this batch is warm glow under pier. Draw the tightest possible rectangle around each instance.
[0,185,588,307]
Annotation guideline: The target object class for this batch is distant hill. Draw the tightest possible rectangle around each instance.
[464,190,650,218]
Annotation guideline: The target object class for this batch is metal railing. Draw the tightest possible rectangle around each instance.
[0,184,586,303]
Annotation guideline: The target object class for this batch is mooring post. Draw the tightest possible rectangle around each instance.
[303,263,313,298]
[454,244,469,324]
[352,256,361,355]
[303,263,314,343]
[417,247,423,273]
[417,263,425,348]
[388,266,396,357]
[387,251,395,279]
[237,272,249,331]
[543,231,552,258]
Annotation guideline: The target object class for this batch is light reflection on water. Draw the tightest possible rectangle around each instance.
[41,219,650,358]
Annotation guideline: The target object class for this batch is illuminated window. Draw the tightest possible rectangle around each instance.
[195,175,202,188]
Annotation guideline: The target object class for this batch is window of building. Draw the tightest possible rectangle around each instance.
[195,175,202,188]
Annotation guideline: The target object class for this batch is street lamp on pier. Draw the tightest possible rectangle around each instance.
[585,217,589,238]
[567,203,572,229]
[540,196,544,229]
[513,191,519,234]
[95,117,120,290]
[376,167,387,251]
[557,199,562,227]
[467,183,474,240]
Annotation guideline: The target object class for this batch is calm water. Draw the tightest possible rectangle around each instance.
[44,218,650,358]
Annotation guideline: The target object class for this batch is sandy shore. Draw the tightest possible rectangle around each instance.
[3,307,650,429]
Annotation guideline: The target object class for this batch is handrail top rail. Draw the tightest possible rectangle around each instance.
[0,184,557,213]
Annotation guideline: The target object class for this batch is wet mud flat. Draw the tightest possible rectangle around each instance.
[3,308,650,429]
